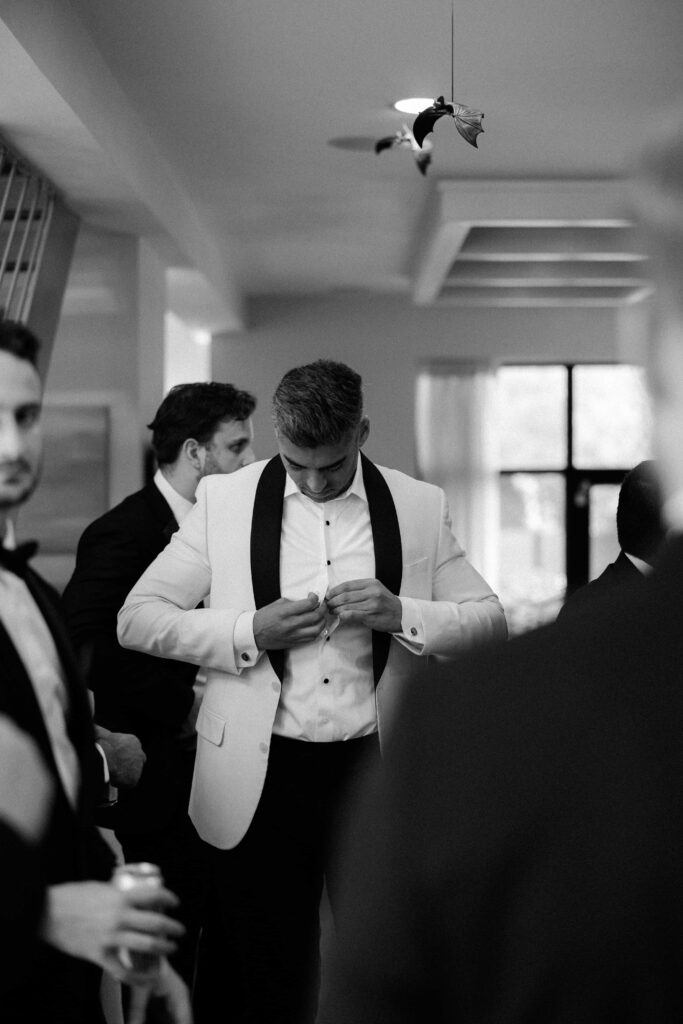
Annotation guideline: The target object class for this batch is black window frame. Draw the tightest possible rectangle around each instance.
[499,362,635,597]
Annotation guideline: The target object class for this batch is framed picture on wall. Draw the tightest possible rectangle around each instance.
[15,400,110,591]
[13,387,144,591]
[19,401,111,555]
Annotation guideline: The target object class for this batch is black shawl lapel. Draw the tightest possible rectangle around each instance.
[0,578,93,820]
[0,617,58,771]
[250,456,286,682]
[248,453,403,686]
[360,453,403,684]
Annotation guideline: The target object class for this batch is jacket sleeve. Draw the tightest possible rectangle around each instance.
[117,481,247,676]
[395,488,507,657]
[63,512,195,732]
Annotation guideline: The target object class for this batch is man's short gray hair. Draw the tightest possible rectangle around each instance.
[272,360,363,447]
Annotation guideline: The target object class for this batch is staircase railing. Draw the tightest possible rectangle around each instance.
[0,132,80,373]
[0,137,55,323]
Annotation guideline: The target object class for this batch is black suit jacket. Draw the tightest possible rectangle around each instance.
[0,565,113,1018]
[558,549,644,621]
[62,482,197,834]
[322,535,683,1023]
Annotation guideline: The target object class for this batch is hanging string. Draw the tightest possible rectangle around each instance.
[450,0,455,103]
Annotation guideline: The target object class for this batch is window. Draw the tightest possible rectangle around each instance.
[498,364,651,634]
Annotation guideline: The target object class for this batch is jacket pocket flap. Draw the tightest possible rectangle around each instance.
[196,707,226,746]
[403,556,428,576]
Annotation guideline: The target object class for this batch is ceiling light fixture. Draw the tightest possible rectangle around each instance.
[393,98,435,115]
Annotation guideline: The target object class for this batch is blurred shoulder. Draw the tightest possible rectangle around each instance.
[198,460,270,501]
[77,484,160,542]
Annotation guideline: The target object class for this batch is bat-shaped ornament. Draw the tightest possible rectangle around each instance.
[375,125,433,175]
[412,96,484,149]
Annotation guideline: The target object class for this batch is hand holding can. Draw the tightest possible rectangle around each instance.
[112,862,167,975]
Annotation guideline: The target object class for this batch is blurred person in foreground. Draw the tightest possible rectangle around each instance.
[319,111,683,1024]
[558,458,666,619]
[118,358,506,1023]
[62,380,256,996]
[0,320,190,1024]
[0,714,54,977]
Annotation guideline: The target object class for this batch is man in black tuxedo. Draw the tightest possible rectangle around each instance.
[320,111,683,1024]
[62,378,256,988]
[0,321,189,1023]
[558,459,666,619]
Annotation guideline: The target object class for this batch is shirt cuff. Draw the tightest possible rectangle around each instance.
[392,597,425,653]
[234,610,261,670]
[95,742,110,784]
[95,743,118,806]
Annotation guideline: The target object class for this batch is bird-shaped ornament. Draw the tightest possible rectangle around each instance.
[375,125,433,175]
[412,96,484,149]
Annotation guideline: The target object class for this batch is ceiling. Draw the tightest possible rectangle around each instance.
[3,0,683,325]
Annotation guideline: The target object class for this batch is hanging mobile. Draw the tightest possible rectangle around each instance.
[375,125,433,176]
[412,1,484,150]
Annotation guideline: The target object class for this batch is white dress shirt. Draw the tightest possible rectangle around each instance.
[229,457,420,742]
[624,551,653,575]
[271,460,377,741]
[0,522,80,807]
[154,468,194,526]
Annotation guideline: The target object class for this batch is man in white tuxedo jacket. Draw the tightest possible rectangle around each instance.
[118,358,506,1023]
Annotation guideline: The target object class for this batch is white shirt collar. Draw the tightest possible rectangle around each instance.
[283,453,367,504]
[623,551,653,575]
[1,518,16,550]
[154,468,195,525]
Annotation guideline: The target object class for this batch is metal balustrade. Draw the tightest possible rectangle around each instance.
[0,136,55,324]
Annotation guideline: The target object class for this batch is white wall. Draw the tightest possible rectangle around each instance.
[36,258,630,590]
[47,262,629,489]
[46,226,171,518]
[165,312,211,392]
[212,291,623,476]
[47,226,145,506]
[136,239,167,439]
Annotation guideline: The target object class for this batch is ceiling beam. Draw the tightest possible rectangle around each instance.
[413,222,471,305]
[411,179,649,308]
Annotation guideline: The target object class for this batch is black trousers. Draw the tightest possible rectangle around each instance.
[204,732,381,1024]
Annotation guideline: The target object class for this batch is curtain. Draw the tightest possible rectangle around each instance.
[415,363,500,587]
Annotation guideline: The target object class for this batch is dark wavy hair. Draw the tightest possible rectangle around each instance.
[0,319,40,367]
[148,382,256,466]
[272,360,363,447]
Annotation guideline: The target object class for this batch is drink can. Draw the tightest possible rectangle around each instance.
[112,862,164,973]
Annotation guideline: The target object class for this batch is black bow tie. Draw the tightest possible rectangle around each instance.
[0,541,39,577]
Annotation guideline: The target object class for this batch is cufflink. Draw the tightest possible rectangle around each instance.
[410,627,418,636]
[241,652,250,661]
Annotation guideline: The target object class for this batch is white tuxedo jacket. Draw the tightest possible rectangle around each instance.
[118,455,505,848]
